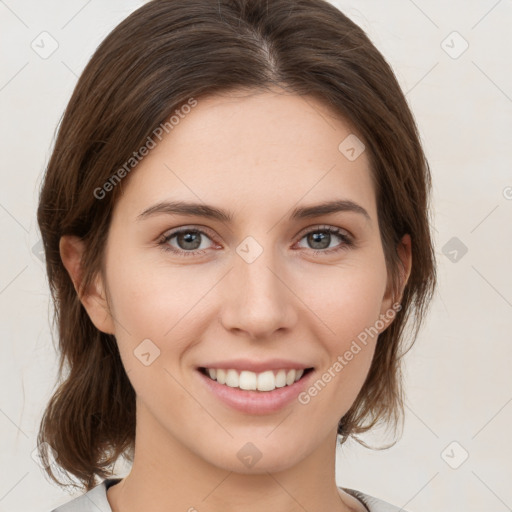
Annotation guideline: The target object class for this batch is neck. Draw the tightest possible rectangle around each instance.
[106,400,365,512]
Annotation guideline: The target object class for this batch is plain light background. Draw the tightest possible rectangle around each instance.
[1,1,511,511]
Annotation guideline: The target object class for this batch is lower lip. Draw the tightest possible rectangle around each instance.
[197,369,314,415]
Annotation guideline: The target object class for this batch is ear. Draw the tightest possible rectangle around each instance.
[379,234,412,325]
[59,235,115,335]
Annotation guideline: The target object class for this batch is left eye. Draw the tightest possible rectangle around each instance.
[296,227,353,253]
[158,225,353,256]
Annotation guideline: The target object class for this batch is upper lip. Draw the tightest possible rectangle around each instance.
[198,359,314,373]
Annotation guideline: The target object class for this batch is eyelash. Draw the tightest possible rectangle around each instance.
[157,225,354,258]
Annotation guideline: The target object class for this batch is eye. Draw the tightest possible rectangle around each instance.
[158,224,354,258]
[295,225,353,255]
[158,227,218,257]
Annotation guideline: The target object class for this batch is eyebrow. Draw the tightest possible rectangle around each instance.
[137,199,371,223]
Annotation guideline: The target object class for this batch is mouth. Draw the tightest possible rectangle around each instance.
[198,366,315,393]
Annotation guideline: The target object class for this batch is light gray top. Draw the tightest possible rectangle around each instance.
[50,478,409,512]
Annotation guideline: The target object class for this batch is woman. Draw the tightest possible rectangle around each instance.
[37,0,437,511]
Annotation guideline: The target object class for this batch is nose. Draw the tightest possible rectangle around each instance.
[219,243,298,339]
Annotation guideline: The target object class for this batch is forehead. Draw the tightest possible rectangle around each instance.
[115,90,377,223]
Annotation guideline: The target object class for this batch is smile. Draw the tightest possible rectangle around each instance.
[199,367,314,392]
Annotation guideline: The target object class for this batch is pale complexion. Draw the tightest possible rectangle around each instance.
[60,88,411,512]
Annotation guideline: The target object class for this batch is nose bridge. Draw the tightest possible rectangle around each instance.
[221,235,297,336]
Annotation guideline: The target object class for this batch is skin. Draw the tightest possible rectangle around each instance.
[60,88,411,512]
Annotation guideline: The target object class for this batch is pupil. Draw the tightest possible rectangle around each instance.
[179,232,201,250]
[309,232,329,249]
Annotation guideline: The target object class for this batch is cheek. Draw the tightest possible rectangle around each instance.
[104,252,220,392]
[302,258,388,340]
[298,257,387,401]
[105,256,199,402]
[107,250,212,336]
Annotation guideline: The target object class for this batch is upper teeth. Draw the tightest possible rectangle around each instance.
[206,368,305,392]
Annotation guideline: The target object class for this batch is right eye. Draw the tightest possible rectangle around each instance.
[158,227,219,257]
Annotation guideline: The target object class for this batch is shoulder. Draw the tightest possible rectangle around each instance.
[341,486,411,512]
[49,478,121,512]
[50,480,406,512]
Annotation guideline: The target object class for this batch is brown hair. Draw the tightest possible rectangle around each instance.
[37,0,436,492]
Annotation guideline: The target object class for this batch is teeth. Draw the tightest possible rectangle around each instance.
[204,368,305,391]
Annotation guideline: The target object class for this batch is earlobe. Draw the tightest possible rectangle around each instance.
[59,235,115,335]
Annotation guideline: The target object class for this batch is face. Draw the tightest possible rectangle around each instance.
[75,89,407,475]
